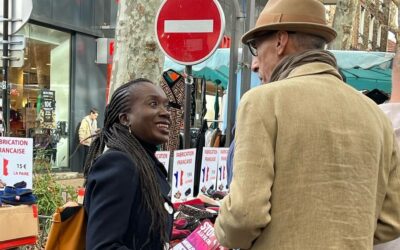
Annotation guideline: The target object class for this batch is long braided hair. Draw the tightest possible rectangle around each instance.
[84,78,169,248]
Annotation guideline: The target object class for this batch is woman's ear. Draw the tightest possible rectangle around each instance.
[118,113,130,126]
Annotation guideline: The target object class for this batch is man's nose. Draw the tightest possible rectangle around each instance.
[251,57,259,73]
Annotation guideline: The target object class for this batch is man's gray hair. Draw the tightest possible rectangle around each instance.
[290,32,327,50]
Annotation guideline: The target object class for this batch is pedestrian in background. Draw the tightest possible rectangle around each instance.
[215,0,400,249]
[374,52,400,250]
[83,78,173,249]
[79,108,99,146]
[78,108,98,171]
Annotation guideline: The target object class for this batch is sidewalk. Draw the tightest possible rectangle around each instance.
[53,172,84,188]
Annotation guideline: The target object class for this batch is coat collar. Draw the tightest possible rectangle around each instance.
[285,62,343,81]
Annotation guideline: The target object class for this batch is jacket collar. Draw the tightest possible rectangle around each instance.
[285,62,343,81]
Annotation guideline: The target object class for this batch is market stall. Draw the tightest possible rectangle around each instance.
[164,48,395,135]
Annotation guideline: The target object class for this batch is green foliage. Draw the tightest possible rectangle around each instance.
[29,149,79,248]
[33,154,77,215]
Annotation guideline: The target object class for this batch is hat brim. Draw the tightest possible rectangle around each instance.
[241,23,337,44]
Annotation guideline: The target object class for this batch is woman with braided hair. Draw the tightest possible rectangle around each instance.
[84,78,173,249]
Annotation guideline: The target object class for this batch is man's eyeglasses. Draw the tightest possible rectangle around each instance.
[246,31,295,57]
[247,39,258,57]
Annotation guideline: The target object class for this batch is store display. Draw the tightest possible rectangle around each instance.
[172,220,222,250]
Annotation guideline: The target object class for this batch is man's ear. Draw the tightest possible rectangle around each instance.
[276,31,289,56]
[118,113,130,126]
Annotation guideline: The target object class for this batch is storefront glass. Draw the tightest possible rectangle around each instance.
[4,24,71,170]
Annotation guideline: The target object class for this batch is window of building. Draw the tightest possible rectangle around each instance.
[368,15,375,49]
[377,25,382,48]
[379,0,384,12]
[359,6,366,44]
[2,24,71,170]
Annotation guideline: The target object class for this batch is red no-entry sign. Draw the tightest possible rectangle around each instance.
[155,0,225,65]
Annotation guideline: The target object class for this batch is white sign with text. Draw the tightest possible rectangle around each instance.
[217,148,229,192]
[155,151,171,173]
[171,148,196,202]
[0,137,33,188]
[199,147,219,195]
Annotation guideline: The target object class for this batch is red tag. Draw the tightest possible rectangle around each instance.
[32,204,38,218]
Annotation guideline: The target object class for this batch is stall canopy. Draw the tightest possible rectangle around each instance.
[332,50,393,94]
[164,49,395,135]
[164,48,394,94]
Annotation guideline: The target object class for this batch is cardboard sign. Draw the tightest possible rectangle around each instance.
[217,148,229,192]
[155,151,170,173]
[199,147,219,195]
[171,149,196,202]
[172,220,221,250]
[0,137,33,188]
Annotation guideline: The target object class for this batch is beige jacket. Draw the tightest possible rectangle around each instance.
[79,115,97,146]
[215,62,400,250]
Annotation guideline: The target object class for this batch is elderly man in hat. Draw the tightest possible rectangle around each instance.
[214,0,400,249]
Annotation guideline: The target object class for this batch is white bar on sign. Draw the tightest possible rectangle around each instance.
[165,20,213,33]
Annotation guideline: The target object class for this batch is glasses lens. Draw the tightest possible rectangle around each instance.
[247,41,257,56]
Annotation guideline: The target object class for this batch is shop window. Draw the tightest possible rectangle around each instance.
[379,0,384,12]
[377,25,382,48]
[368,15,375,50]
[1,24,71,170]
[359,6,366,44]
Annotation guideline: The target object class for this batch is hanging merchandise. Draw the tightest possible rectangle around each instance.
[190,79,196,127]
[201,77,207,122]
[160,70,185,151]
[210,80,221,129]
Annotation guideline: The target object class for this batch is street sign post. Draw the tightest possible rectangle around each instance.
[155,0,225,148]
[0,34,25,67]
[0,0,32,35]
[155,0,225,65]
[0,0,31,136]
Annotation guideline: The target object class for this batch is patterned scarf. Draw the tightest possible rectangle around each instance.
[269,49,338,82]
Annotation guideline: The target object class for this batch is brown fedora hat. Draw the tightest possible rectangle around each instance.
[242,0,337,44]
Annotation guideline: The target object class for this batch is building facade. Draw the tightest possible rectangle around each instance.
[7,0,266,172]
[4,0,119,172]
[325,0,398,51]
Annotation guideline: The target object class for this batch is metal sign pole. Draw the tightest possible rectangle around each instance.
[184,65,193,149]
[225,0,243,146]
[240,0,255,98]
[2,0,9,136]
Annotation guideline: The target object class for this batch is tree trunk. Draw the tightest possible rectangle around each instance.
[109,0,164,95]
[329,0,358,50]
[397,1,400,51]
